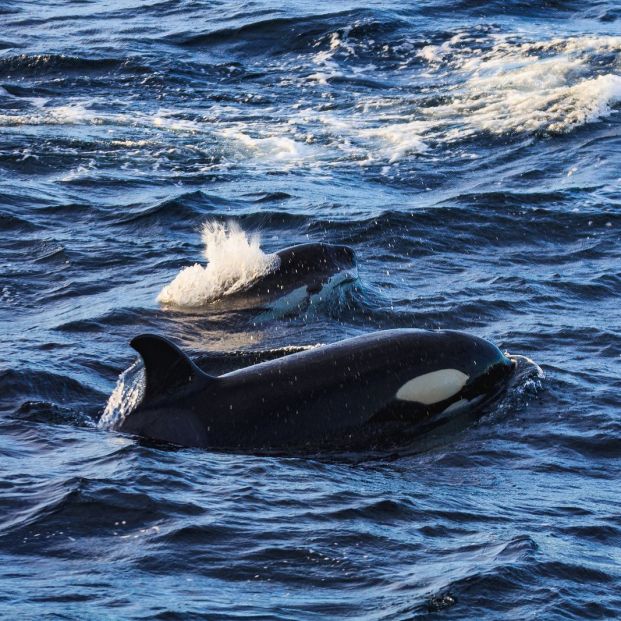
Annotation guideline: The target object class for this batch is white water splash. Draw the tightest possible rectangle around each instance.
[487,353,545,422]
[418,33,621,137]
[221,129,316,166]
[507,354,546,388]
[98,360,145,431]
[286,32,621,164]
[157,221,279,307]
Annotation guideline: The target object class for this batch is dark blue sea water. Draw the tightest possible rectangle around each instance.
[1,0,620,618]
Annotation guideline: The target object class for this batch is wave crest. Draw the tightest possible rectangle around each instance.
[418,33,621,137]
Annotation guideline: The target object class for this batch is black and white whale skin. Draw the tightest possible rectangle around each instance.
[117,330,516,452]
[249,242,356,298]
[208,242,358,312]
[158,241,357,312]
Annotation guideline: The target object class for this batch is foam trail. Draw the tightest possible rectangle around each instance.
[2,33,618,176]
[157,221,279,307]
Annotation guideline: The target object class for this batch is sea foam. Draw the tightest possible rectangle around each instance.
[2,32,619,175]
[157,221,279,307]
[418,33,621,137]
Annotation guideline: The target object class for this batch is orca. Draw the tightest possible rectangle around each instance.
[116,329,516,452]
[250,242,356,297]
[159,241,358,312]
[222,242,358,313]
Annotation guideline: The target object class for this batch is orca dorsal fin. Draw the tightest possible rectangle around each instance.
[130,334,213,403]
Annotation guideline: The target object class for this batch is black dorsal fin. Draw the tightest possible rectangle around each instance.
[130,334,213,403]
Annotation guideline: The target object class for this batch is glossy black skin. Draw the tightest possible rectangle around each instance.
[203,242,357,313]
[242,242,356,297]
[118,330,516,452]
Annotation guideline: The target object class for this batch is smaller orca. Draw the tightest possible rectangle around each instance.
[116,329,516,453]
[251,242,356,295]
[227,242,357,313]
[159,240,357,311]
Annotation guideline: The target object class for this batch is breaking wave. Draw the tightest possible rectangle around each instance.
[417,32,621,137]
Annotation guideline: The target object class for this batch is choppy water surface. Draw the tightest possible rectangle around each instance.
[1,0,620,618]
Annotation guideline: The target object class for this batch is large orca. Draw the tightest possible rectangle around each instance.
[116,330,516,452]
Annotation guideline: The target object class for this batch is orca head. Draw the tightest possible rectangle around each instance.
[445,350,515,417]
[118,334,216,447]
[275,243,356,277]
[394,331,516,419]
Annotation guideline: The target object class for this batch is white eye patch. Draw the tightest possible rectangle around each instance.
[396,369,469,405]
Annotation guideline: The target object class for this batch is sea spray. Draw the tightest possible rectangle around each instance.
[98,359,145,430]
[157,221,279,307]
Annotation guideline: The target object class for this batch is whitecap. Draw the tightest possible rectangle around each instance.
[419,33,621,137]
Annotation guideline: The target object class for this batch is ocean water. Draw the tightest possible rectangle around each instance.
[1,0,620,618]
